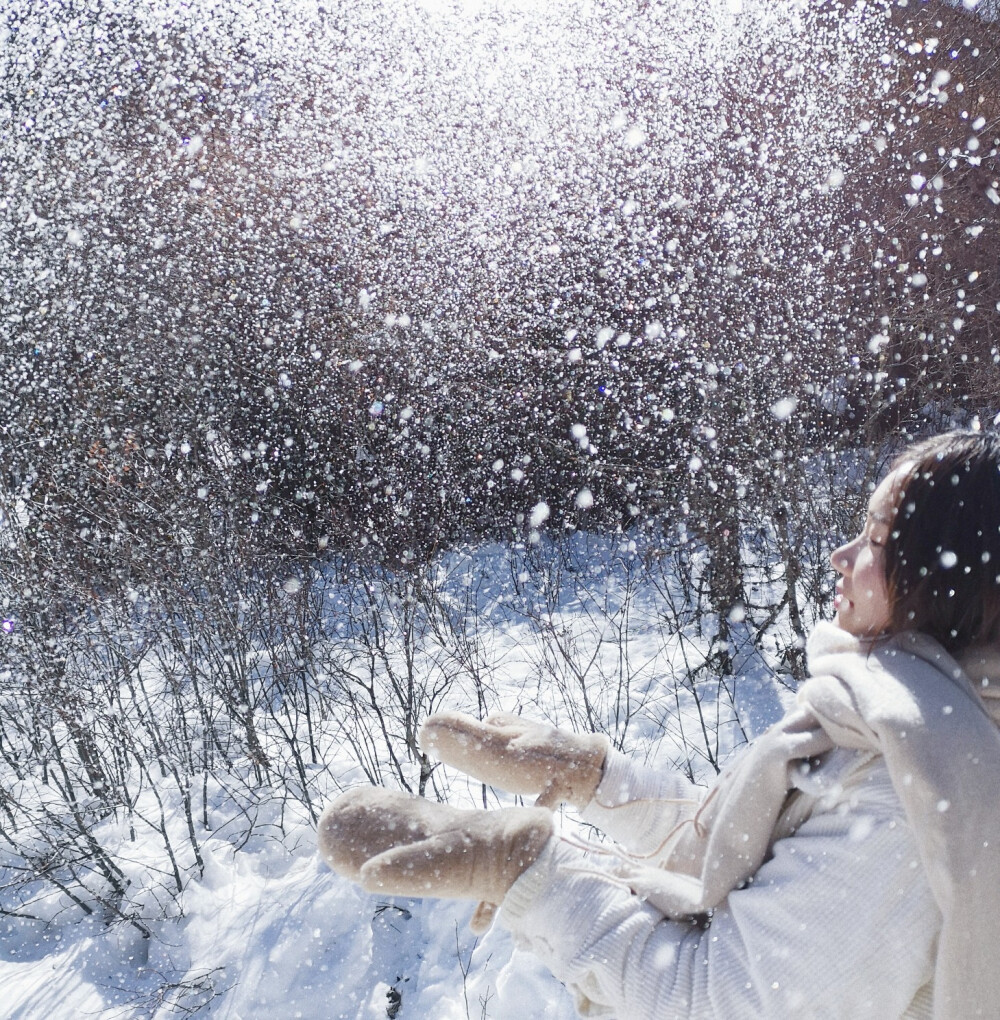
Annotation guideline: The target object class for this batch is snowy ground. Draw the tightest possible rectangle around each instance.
[0,529,804,1019]
[0,835,561,1019]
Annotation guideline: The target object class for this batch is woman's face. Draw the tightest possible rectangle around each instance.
[830,469,901,637]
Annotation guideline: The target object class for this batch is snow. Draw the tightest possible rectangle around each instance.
[0,528,801,1017]
[3,0,997,1012]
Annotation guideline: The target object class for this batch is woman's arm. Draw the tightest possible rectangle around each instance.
[503,762,938,1019]
[577,749,705,858]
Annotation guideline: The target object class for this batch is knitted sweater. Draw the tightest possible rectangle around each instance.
[500,625,1000,1019]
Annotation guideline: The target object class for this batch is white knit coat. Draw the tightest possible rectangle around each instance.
[500,624,1000,1019]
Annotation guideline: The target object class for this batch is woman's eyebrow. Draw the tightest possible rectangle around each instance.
[867,510,892,525]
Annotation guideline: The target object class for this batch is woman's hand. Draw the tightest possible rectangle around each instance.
[317,787,553,931]
[419,712,609,810]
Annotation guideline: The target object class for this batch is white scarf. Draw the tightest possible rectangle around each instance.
[622,622,1000,1019]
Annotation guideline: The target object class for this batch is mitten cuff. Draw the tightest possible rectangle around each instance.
[500,835,570,927]
[563,732,611,810]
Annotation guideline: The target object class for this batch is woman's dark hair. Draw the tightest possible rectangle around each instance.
[884,429,1000,652]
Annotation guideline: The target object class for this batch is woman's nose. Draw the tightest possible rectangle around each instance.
[830,542,853,574]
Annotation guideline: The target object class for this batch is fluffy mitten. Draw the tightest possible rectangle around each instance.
[317,787,553,931]
[419,711,608,809]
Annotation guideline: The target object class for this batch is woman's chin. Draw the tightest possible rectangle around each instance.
[833,606,872,638]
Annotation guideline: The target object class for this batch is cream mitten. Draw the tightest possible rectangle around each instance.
[419,711,609,809]
[317,787,553,931]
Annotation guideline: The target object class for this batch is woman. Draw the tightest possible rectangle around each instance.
[318,430,1000,1019]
